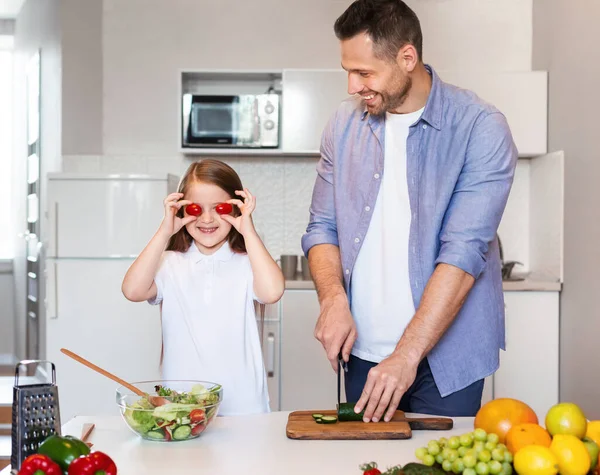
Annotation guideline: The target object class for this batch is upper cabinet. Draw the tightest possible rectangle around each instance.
[178,69,548,158]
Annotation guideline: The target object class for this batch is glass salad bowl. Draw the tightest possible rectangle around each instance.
[116,380,223,442]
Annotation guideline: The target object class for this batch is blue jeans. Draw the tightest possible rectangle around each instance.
[344,355,484,417]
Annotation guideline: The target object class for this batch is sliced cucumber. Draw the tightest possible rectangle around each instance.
[146,429,165,440]
[312,413,324,421]
[320,415,338,424]
[337,402,365,422]
[172,424,192,440]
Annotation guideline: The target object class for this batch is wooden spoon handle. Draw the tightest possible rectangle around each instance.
[60,348,145,397]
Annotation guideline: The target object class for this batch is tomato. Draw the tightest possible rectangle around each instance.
[185,203,202,216]
[215,202,233,215]
[191,423,206,436]
[363,469,381,475]
[190,409,206,424]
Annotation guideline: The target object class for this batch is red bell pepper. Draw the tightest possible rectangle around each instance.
[67,452,117,475]
[18,454,62,475]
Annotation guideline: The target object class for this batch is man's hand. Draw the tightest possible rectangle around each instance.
[314,295,357,372]
[354,352,419,423]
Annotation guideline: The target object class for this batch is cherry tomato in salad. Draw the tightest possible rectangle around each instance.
[185,203,202,217]
[215,202,233,215]
[191,423,206,436]
[190,409,206,424]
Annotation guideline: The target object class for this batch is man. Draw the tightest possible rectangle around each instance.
[301,0,518,422]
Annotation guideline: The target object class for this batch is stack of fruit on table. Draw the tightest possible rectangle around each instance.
[360,399,600,475]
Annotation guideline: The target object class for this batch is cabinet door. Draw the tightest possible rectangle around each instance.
[256,302,280,411]
[280,289,343,410]
[281,70,348,153]
[494,291,559,419]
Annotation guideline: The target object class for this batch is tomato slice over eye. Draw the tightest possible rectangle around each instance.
[215,203,233,215]
[185,203,202,216]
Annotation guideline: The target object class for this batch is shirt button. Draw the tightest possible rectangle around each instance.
[345,269,350,275]
[422,124,427,129]
[365,206,371,212]
[354,237,360,243]
[374,173,380,179]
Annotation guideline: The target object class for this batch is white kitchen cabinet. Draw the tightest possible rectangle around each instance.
[281,69,349,154]
[280,289,559,419]
[280,289,344,411]
[493,291,559,420]
[256,302,281,412]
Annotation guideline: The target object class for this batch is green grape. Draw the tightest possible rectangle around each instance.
[458,446,468,457]
[473,428,487,441]
[435,454,444,465]
[491,448,504,462]
[473,441,486,453]
[463,454,477,468]
[464,468,477,475]
[448,436,461,449]
[439,437,449,447]
[442,448,453,460]
[460,433,474,447]
[447,449,459,462]
[489,460,503,475]
[428,440,441,455]
[503,451,513,464]
[442,460,453,472]
[486,433,500,445]
[478,449,492,463]
[423,454,435,467]
[415,447,428,461]
[475,461,490,475]
[501,462,513,475]
[485,441,497,451]
[452,459,465,474]
[497,443,507,451]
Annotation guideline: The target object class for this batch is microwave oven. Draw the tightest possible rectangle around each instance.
[182,93,280,148]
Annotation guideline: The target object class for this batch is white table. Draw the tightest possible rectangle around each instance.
[3,412,475,474]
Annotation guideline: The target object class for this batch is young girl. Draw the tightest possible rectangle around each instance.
[122,159,285,416]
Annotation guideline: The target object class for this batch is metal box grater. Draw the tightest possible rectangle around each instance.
[11,360,62,472]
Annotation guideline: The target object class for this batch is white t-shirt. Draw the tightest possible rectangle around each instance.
[350,107,424,363]
[148,240,270,416]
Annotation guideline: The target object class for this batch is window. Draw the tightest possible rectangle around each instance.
[0,43,14,259]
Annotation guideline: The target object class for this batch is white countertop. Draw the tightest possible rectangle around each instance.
[2,412,475,475]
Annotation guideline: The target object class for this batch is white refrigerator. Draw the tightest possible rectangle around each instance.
[44,173,179,421]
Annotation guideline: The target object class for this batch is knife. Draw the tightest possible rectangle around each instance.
[337,352,348,408]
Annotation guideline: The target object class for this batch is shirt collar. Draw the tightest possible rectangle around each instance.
[185,239,235,263]
[362,63,443,131]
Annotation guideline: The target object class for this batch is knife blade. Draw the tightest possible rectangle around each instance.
[337,353,348,408]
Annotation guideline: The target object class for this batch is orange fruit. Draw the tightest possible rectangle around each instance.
[474,398,539,444]
[549,434,591,475]
[506,423,552,454]
[513,445,559,475]
[545,402,587,438]
[586,421,600,447]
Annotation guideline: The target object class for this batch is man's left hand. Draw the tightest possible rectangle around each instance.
[354,352,419,423]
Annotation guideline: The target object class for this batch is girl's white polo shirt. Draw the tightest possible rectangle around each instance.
[148,240,270,416]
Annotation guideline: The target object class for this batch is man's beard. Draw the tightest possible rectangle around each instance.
[367,75,413,116]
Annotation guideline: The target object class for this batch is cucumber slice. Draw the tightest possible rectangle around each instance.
[320,415,338,424]
[337,402,365,422]
[312,413,324,421]
[146,430,165,440]
[172,424,192,440]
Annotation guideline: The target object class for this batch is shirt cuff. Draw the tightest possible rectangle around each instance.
[301,231,340,257]
[434,241,487,279]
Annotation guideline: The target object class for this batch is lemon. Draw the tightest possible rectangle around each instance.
[586,420,600,447]
[513,445,559,475]
[549,434,591,475]
[545,402,587,438]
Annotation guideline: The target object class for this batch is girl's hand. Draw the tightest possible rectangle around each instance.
[220,188,257,237]
[159,193,197,237]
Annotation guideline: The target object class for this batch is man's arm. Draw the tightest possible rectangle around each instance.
[355,111,518,422]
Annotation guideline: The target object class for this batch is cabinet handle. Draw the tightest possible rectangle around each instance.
[266,332,275,377]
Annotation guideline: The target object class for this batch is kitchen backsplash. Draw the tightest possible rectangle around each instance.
[62,154,319,259]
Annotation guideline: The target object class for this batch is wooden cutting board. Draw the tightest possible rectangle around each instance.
[286,410,454,440]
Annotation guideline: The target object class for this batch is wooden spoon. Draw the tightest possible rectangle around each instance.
[60,348,169,406]
[81,423,95,448]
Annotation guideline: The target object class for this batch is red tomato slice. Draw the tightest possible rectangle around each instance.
[190,409,206,424]
[185,203,202,216]
[191,423,206,436]
[215,203,233,215]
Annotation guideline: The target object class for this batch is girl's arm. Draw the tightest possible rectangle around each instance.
[222,189,285,304]
[122,193,194,302]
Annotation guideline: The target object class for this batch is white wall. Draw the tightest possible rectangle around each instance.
[12,0,62,359]
[533,0,600,419]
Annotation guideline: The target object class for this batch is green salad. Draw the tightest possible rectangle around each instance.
[124,383,221,441]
